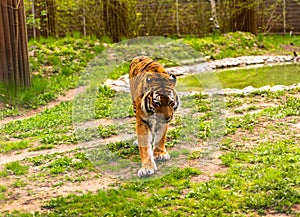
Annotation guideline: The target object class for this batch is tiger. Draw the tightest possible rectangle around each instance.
[129,56,180,177]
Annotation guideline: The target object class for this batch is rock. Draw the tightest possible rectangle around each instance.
[243,86,255,94]
[222,88,243,95]
[28,50,36,57]
[103,55,299,94]
[253,56,265,64]
[113,80,126,86]
[214,61,223,68]
[270,85,285,92]
[239,62,246,67]
[258,85,271,91]
[284,56,293,61]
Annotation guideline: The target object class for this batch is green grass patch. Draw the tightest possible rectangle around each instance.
[0,185,7,201]
[25,151,94,175]
[40,168,199,216]
[107,139,139,161]
[11,179,27,188]
[94,86,134,119]
[108,63,130,80]
[44,152,94,175]
[4,161,29,176]
[219,140,300,214]
[0,101,73,143]
[0,107,19,120]
[0,140,31,153]
[184,32,300,60]
[178,64,300,91]
[28,144,55,152]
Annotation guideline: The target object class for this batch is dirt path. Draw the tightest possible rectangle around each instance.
[0,133,134,167]
[0,174,117,213]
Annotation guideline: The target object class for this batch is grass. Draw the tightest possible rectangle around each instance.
[21,151,95,178]
[0,185,7,201]
[1,33,300,216]
[11,180,27,188]
[184,31,300,60]
[3,161,29,176]
[177,64,300,91]
[15,138,299,217]
[45,153,94,175]
[0,35,105,118]
[0,140,32,153]
[0,101,74,142]
[0,86,128,149]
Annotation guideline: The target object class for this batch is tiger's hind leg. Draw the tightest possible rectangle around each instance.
[153,123,170,161]
[136,117,157,177]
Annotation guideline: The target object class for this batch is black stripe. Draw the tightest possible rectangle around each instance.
[144,92,155,114]
[140,61,154,72]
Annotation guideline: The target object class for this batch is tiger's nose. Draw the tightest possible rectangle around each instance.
[166,116,173,123]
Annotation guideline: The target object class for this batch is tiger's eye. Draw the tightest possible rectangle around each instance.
[168,101,175,106]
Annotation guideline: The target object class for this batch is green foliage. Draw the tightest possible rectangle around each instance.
[220,140,300,213]
[4,162,29,176]
[94,86,134,119]
[185,32,262,59]
[0,140,31,153]
[185,31,300,60]
[11,180,27,188]
[26,152,94,175]
[108,63,130,80]
[29,144,54,152]
[0,102,73,144]
[107,139,139,160]
[0,185,7,201]
[0,35,104,112]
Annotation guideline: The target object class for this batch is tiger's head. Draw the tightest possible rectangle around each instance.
[141,72,179,123]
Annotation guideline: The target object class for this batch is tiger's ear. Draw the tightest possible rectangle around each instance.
[169,74,176,85]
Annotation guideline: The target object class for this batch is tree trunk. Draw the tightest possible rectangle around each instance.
[35,0,56,38]
[0,0,30,88]
[231,0,257,35]
[210,0,220,30]
[103,0,129,43]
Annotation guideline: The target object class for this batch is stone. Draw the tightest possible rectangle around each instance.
[243,86,255,94]
[113,80,126,86]
[258,85,271,91]
[270,85,285,92]
[103,55,300,95]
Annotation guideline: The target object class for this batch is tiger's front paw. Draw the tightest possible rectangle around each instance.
[154,151,170,161]
[138,167,155,177]
[138,161,157,177]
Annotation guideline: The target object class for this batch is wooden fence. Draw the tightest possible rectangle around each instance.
[21,0,300,39]
[258,0,300,34]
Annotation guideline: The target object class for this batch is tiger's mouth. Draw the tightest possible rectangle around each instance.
[153,114,173,123]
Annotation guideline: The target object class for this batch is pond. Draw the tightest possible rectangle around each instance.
[177,64,300,91]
